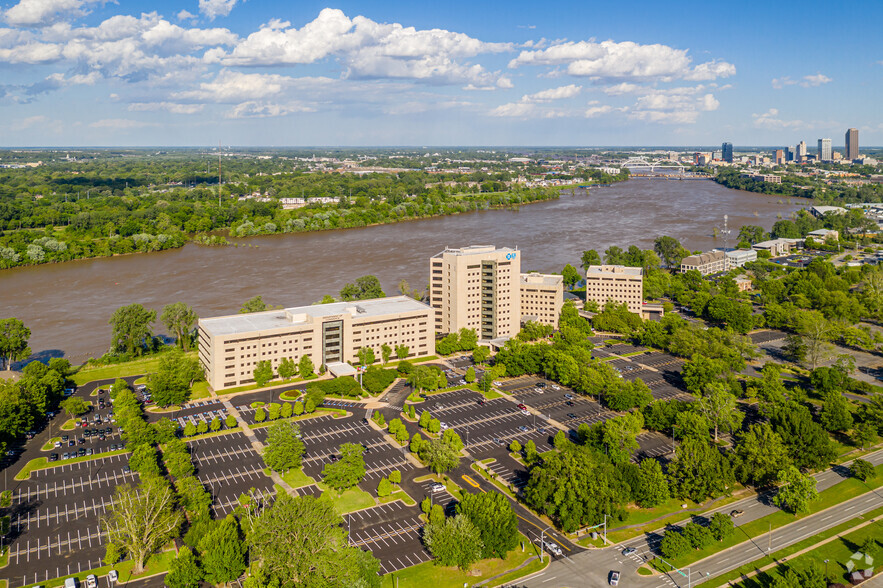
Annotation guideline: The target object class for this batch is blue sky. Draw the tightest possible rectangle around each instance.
[0,0,880,147]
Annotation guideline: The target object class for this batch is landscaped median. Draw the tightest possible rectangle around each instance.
[648,463,883,575]
[11,548,176,588]
[696,504,883,587]
[14,450,129,480]
[382,532,546,588]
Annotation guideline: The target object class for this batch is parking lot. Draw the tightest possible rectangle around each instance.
[345,501,431,574]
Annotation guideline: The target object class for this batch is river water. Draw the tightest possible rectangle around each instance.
[1,179,806,364]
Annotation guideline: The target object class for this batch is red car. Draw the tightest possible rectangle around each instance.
[516,403,527,410]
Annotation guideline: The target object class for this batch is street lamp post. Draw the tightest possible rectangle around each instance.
[825,559,829,580]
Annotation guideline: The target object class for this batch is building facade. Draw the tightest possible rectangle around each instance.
[846,128,859,160]
[797,141,807,162]
[722,142,734,163]
[520,273,564,328]
[753,239,792,257]
[680,250,728,275]
[726,248,758,268]
[429,245,521,339]
[198,296,435,391]
[818,138,832,162]
[585,265,644,314]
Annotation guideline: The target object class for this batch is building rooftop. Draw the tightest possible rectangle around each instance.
[199,295,431,336]
[812,205,847,215]
[520,273,563,287]
[586,265,643,276]
[681,250,726,266]
[432,245,517,258]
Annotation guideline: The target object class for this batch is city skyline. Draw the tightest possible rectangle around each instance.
[0,0,881,146]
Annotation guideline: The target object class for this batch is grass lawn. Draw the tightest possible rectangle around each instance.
[653,463,883,570]
[277,467,316,489]
[248,408,347,430]
[16,450,129,480]
[60,418,77,431]
[698,504,883,587]
[72,350,196,385]
[219,376,311,396]
[316,483,376,514]
[379,489,417,506]
[181,427,241,443]
[382,533,542,588]
[189,381,211,399]
[41,437,61,451]
[0,492,10,508]
[250,401,266,408]
[17,549,177,588]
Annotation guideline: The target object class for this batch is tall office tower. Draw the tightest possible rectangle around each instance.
[818,138,832,161]
[785,146,795,162]
[774,149,784,164]
[429,245,521,340]
[797,141,807,161]
[845,128,859,160]
[722,142,734,163]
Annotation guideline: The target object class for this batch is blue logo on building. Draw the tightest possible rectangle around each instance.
[505,252,517,260]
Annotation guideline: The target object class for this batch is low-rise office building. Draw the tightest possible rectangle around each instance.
[585,265,644,314]
[807,228,839,242]
[753,239,792,257]
[726,248,758,268]
[520,273,564,328]
[198,296,435,391]
[680,250,728,275]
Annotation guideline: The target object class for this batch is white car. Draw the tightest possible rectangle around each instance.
[430,483,445,493]
[521,410,530,416]
[107,570,118,583]
[85,575,98,588]
[439,422,449,431]
[551,385,560,390]
[544,541,563,556]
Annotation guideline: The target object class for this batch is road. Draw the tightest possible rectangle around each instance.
[521,449,883,588]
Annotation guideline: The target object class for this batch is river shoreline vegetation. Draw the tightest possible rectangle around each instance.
[0,148,629,270]
[713,167,883,204]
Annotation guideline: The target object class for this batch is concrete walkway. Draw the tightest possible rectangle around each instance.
[222,399,294,494]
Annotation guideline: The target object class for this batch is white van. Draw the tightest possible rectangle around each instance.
[64,578,78,588]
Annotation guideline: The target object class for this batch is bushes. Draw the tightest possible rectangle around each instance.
[388,418,410,445]
[306,377,363,398]
[362,366,397,395]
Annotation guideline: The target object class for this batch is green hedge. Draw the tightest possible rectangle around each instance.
[363,367,397,394]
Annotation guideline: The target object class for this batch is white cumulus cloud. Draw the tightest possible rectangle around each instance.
[199,0,237,21]
[4,0,104,27]
[128,101,205,114]
[752,108,804,129]
[522,84,581,102]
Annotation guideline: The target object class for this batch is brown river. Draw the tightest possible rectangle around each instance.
[1,179,807,364]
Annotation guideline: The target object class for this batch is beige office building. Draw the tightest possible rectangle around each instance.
[680,250,728,275]
[520,273,564,328]
[430,245,522,339]
[198,296,434,391]
[585,265,644,314]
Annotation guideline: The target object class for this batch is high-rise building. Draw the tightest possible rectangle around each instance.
[818,138,832,162]
[846,128,859,160]
[429,245,521,339]
[722,142,734,163]
[797,141,807,162]
[774,149,785,164]
[785,146,795,162]
[585,265,644,314]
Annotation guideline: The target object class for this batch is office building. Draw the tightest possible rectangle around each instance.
[520,273,564,328]
[430,245,521,340]
[679,250,728,275]
[198,296,435,391]
[797,141,807,162]
[725,249,758,268]
[752,239,792,257]
[785,146,796,162]
[818,138,832,162]
[722,142,734,163]
[846,128,859,160]
[774,149,784,165]
[585,265,644,314]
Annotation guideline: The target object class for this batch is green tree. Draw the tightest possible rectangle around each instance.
[708,511,735,542]
[634,458,669,508]
[240,295,272,313]
[160,302,198,351]
[246,494,380,588]
[660,529,690,559]
[682,521,713,549]
[602,412,643,465]
[254,407,266,423]
[128,444,161,477]
[819,391,853,432]
[298,354,315,378]
[458,328,478,351]
[697,384,743,443]
[225,414,236,428]
[769,402,837,470]
[183,422,197,437]
[418,409,431,429]
[524,440,538,464]
[389,470,401,484]
[357,346,376,366]
[0,318,31,370]
[654,235,686,269]
[109,303,156,356]
[774,466,818,515]
[422,437,461,474]
[100,479,183,574]
[377,477,392,497]
[395,344,409,359]
[199,515,247,585]
[473,345,490,364]
[733,423,791,487]
[60,396,89,416]
[253,360,274,388]
[668,437,734,502]
[280,401,293,418]
[277,357,296,380]
[580,249,602,271]
[850,458,875,481]
[561,264,581,290]
[196,420,208,434]
[852,421,876,449]
[797,311,834,369]
[465,366,476,383]
[322,443,366,491]
[381,343,392,364]
[509,439,522,453]
[149,349,202,407]
[165,546,203,588]
[340,275,385,301]
[478,372,493,394]
[263,421,305,472]
[457,491,518,559]
[423,515,484,570]
[267,403,281,420]
[154,417,179,442]
[682,354,727,394]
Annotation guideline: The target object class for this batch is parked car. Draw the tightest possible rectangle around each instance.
[107,570,118,583]
[516,403,527,410]
[49,453,59,462]
[430,483,445,493]
[85,574,97,588]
